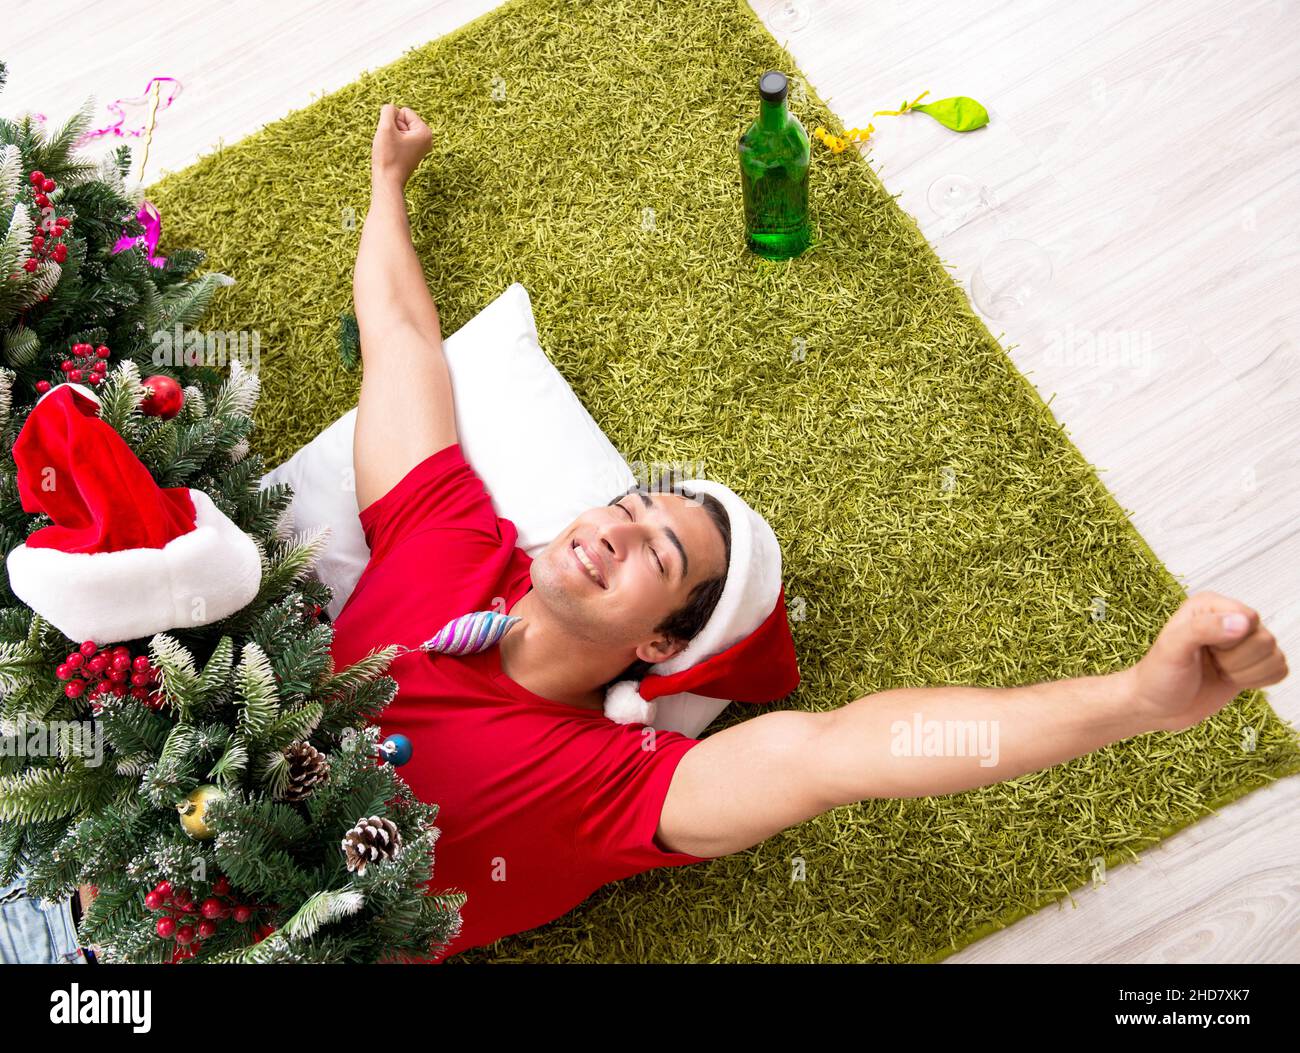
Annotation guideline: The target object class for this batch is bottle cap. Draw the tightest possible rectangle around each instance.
[759,70,788,103]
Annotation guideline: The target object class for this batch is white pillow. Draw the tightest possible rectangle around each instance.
[260,282,728,737]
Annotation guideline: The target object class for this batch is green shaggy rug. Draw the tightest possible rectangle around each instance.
[147,0,1300,963]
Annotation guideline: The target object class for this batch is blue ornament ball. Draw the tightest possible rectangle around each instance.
[378,733,413,767]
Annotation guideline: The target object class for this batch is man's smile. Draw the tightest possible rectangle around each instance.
[571,539,608,588]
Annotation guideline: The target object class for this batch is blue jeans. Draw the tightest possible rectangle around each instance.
[0,865,87,964]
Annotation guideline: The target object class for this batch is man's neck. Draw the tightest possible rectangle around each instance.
[497,589,625,711]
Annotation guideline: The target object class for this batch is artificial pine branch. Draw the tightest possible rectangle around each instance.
[234,641,279,741]
[0,79,452,961]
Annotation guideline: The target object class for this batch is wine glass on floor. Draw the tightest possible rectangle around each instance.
[928,173,1000,235]
[970,239,1053,320]
[768,0,812,34]
[928,173,982,219]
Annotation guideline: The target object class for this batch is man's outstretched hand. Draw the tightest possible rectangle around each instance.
[371,104,432,186]
[1128,590,1289,733]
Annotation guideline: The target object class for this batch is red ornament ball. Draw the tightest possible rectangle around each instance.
[35,380,50,394]
[140,375,183,419]
[156,916,176,938]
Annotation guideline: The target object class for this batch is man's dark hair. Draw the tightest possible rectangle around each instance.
[600,471,731,691]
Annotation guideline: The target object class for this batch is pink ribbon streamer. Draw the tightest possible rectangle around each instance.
[112,201,167,268]
[74,76,183,148]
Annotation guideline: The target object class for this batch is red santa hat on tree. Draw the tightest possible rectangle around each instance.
[603,477,800,726]
[5,382,263,645]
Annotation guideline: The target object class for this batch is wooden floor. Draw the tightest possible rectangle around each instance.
[7,0,1297,963]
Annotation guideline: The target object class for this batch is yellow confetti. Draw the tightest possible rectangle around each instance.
[813,123,874,154]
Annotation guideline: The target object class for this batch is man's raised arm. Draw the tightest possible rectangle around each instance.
[659,591,1288,859]
[352,104,458,512]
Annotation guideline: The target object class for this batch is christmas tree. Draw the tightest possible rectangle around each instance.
[0,61,464,963]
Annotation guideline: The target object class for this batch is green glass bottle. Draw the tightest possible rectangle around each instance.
[738,70,812,260]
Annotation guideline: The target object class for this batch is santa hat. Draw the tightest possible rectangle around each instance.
[604,478,800,726]
[5,383,263,645]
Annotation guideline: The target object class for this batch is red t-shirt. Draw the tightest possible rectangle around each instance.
[328,443,712,961]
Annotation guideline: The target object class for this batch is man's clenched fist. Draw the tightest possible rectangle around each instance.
[1128,590,1289,733]
[371,104,432,186]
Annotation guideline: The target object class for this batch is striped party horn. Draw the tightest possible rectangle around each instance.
[418,610,522,656]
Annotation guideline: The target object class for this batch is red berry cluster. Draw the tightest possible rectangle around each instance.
[36,341,112,394]
[146,877,274,960]
[36,343,110,395]
[56,640,163,710]
[21,169,72,272]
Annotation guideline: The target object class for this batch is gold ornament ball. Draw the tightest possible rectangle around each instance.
[177,784,225,840]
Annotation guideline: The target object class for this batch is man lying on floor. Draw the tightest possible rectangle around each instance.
[331,104,1290,962]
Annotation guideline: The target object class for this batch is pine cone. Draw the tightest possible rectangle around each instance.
[342,816,401,876]
[279,742,330,802]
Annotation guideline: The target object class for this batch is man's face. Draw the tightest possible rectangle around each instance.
[527,488,728,665]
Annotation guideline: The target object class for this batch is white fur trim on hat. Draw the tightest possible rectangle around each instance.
[36,381,100,409]
[6,489,263,645]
